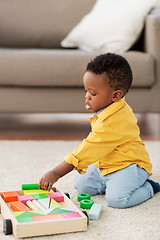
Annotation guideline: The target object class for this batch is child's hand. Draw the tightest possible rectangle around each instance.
[38,170,59,191]
[39,161,74,192]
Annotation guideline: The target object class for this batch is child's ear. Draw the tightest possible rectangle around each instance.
[112,90,124,102]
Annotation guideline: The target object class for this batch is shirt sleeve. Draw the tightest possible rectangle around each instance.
[64,119,123,174]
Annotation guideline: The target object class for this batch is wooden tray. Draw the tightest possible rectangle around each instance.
[0,188,88,238]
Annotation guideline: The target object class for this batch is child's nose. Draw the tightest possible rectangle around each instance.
[85,92,91,100]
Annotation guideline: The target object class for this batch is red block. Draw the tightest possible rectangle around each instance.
[46,192,64,202]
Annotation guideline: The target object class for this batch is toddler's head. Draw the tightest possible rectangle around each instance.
[83,53,133,113]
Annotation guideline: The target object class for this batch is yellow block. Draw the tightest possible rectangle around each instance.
[23,190,50,195]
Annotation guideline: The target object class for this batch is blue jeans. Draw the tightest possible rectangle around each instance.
[74,163,154,208]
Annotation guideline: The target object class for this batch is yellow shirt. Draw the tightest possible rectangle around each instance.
[64,97,152,176]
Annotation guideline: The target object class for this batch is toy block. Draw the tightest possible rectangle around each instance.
[12,210,43,218]
[63,212,81,219]
[23,189,50,195]
[46,192,64,202]
[50,198,61,209]
[2,191,19,202]
[26,200,41,211]
[77,193,90,202]
[22,183,39,190]
[18,195,35,204]
[88,203,103,220]
[38,198,50,209]
[10,201,31,212]
[48,208,74,215]
[12,211,26,218]
[43,208,55,215]
[32,193,49,200]
[32,200,46,210]
[80,199,94,209]
[61,207,79,213]
[32,214,65,222]
[16,216,34,223]
[20,210,44,217]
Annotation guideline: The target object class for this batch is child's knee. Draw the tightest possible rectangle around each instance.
[74,176,99,196]
[74,171,105,196]
[75,183,92,195]
[74,177,87,193]
[74,174,92,194]
[106,192,129,209]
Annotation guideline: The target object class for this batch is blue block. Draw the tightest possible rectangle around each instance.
[88,203,103,220]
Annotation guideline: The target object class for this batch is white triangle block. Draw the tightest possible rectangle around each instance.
[43,208,55,215]
[38,198,50,209]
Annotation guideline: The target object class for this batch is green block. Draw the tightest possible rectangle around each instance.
[13,210,44,222]
[16,216,34,223]
[32,193,49,200]
[22,183,39,190]
[18,210,44,218]
[48,209,74,214]
[12,211,25,218]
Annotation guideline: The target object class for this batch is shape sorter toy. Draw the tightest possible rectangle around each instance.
[0,185,88,238]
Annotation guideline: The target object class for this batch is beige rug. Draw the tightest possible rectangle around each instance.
[0,140,160,240]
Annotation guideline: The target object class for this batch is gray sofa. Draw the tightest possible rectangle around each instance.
[0,0,160,114]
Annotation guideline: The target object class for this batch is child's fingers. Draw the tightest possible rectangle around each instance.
[48,182,53,191]
[39,178,48,190]
[43,180,50,190]
[38,178,43,189]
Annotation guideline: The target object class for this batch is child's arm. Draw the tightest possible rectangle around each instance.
[38,161,74,191]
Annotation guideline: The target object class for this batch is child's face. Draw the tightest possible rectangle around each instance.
[83,71,116,113]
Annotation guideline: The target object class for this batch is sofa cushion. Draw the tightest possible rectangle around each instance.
[0,0,96,48]
[61,0,158,54]
[0,49,154,88]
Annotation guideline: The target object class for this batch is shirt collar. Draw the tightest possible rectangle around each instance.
[92,105,111,118]
[91,97,125,121]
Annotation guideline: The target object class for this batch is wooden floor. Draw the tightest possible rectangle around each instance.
[0,113,159,141]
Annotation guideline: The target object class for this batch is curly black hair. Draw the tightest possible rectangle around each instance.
[86,53,133,95]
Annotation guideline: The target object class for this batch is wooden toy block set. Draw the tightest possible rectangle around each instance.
[0,184,88,238]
